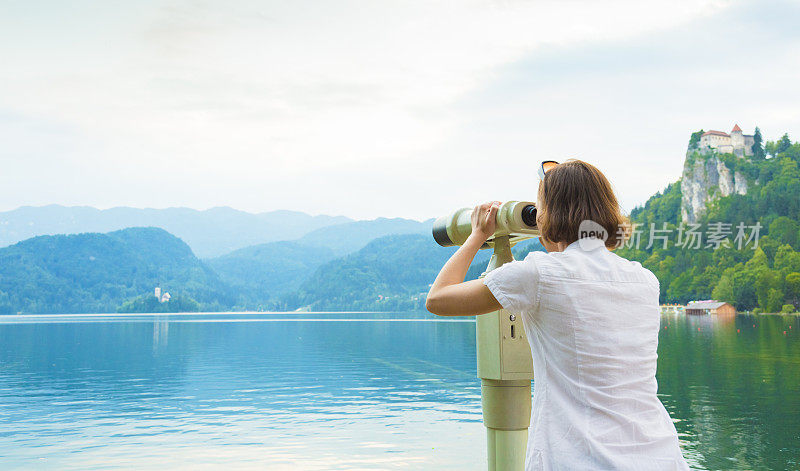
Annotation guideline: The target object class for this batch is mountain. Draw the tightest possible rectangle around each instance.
[277,234,457,311]
[0,227,233,314]
[206,241,337,309]
[0,205,351,258]
[620,131,800,313]
[277,234,545,312]
[296,217,434,256]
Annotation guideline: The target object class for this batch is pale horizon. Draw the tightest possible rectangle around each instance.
[3,0,800,221]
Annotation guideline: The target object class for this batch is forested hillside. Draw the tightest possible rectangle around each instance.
[275,234,457,311]
[0,227,233,314]
[618,133,800,313]
[0,222,538,314]
[207,240,337,309]
[274,234,544,312]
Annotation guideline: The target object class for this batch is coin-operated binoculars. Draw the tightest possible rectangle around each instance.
[433,201,539,471]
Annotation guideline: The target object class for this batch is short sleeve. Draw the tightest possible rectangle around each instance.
[482,257,540,314]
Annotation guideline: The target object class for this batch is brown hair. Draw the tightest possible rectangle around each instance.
[536,159,629,249]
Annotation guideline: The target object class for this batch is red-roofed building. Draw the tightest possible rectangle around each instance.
[698,124,754,157]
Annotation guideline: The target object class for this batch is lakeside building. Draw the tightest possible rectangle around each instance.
[154,286,171,303]
[685,301,736,316]
[698,124,754,157]
[660,304,685,314]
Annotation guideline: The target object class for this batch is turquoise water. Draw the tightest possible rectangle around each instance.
[0,312,798,470]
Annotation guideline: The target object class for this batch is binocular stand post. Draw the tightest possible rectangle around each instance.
[477,235,533,470]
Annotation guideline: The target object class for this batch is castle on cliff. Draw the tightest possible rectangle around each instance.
[698,124,754,157]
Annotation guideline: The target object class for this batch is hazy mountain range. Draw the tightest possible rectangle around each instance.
[0,205,351,258]
[0,205,441,313]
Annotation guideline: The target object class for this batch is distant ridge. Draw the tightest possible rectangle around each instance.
[297,217,435,256]
[207,240,338,308]
[0,205,352,257]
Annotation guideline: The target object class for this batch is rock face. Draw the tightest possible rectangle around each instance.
[681,151,749,223]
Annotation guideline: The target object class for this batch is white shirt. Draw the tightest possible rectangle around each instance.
[483,237,689,471]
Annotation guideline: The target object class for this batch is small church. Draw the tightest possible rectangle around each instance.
[698,124,755,157]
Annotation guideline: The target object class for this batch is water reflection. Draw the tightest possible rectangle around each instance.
[658,313,800,470]
[152,317,168,353]
[0,313,797,470]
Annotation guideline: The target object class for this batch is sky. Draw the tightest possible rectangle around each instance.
[1,0,799,221]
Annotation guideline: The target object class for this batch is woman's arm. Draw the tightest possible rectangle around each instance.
[425,202,503,317]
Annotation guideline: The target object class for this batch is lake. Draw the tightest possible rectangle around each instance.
[0,312,798,470]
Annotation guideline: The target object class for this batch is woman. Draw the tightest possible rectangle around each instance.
[426,160,688,470]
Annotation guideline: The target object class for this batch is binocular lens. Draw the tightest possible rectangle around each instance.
[521,205,537,227]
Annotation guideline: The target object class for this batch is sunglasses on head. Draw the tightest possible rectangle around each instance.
[538,160,559,180]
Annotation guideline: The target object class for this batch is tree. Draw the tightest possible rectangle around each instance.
[0,290,12,314]
[751,127,765,159]
[688,130,704,149]
[774,244,800,272]
[765,141,777,158]
[769,218,800,249]
[786,272,800,309]
[712,272,734,304]
[766,288,785,313]
[776,133,792,155]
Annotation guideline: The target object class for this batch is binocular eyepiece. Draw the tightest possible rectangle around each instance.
[432,201,540,248]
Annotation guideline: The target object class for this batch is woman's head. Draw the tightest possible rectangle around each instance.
[536,159,628,249]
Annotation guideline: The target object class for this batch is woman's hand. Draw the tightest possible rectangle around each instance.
[427,199,504,316]
[469,201,502,242]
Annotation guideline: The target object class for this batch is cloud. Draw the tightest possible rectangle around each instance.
[4,0,798,220]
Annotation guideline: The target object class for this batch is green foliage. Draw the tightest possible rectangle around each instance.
[688,129,704,149]
[780,304,796,314]
[765,141,777,158]
[207,241,336,309]
[619,132,800,312]
[276,234,457,311]
[769,217,799,248]
[0,290,13,314]
[785,272,800,310]
[781,143,800,164]
[117,293,201,313]
[716,152,760,181]
[629,181,682,226]
[776,133,792,155]
[752,127,765,160]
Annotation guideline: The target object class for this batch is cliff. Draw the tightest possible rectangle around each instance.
[680,149,750,223]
